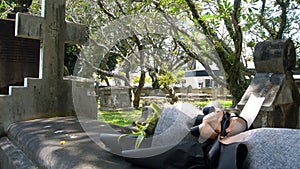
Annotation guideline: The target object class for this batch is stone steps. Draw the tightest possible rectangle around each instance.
[0,77,97,136]
[0,77,37,96]
[8,86,27,96]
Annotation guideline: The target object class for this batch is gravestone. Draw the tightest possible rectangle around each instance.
[0,18,39,94]
[98,86,133,111]
[15,0,87,80]
[238,39,300,128]
[151,102,201,147]
[221,128,300,169]
[0,0,95,136]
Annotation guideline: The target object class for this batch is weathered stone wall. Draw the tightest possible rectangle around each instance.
[0,78,97,137]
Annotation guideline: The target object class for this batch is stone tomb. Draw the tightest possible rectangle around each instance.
[238,39,300,128]
[0,18,39,94]
[0,117,144,169]
[0,0,142,168]
[0,0,96,136]
[98,86,133,111]
[0,0,117,168]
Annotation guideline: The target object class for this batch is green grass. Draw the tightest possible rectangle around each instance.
[98,100,232,126]
[98,109,142,126]
[191,100,233,108]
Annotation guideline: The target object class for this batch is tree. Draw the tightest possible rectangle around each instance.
[5,0,297,106]
[69,0,300,106]
[135,0,300,105]
[0,0,14,18]
[75,0,190,107]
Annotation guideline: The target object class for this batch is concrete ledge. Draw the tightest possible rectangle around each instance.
[0,137,37,169]
[6,116,143,169]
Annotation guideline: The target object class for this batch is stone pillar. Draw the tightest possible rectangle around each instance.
[238,39,300,128]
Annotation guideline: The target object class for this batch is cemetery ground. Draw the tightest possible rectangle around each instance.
[98,100,233,126]
[1,0,300,168]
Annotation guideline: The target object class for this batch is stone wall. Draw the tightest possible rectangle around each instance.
[0,78,98,137]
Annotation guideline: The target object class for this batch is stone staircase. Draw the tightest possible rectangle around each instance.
[0,77,98,136]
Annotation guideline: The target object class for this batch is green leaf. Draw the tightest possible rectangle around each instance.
[135,133,145,149]
[248,7,252,13]
[169,6,176,13]
[150,102,161,113]
[118,133,132,142]
[135,122,148,131]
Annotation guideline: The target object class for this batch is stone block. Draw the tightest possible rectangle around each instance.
[98,86,133,111]
[254,39,296,74]
[152,102,200,147]
[241,128,300,169]
[0,77,97,137]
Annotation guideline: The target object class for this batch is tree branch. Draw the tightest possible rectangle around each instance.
[231,0,243,63]
[276,0,289,39]
[97,0,116,19]
[77,52,131,87]
[259,0,276,38]
[177,40,227,87]
[216,0,235,41]
[184,0,233,55]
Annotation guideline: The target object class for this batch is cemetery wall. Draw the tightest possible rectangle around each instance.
[140,86,231,100]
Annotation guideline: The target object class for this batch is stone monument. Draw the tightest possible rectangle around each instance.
[0,2,137,168]
[0,0,96,136]
[238,39,300,128]
[98,86,133,111]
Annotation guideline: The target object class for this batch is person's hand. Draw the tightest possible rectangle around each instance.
[191,109,224,139]
[223,116,247,138]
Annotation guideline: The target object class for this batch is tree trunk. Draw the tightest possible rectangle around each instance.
[104,77,110,86]
[164,85,178,104]
[133,70,146,108]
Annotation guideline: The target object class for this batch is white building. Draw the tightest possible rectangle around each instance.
[183,59,300,92]
[183,60,235,89]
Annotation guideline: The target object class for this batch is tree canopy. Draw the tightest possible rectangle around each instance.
[1,0,299,105]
